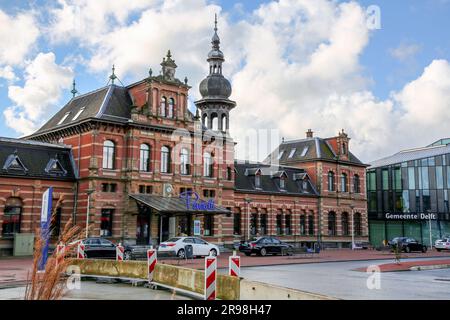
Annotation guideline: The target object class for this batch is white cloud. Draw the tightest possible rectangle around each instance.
[389,42,422,61]
[0,66,17,81]
[4,52,73,135]
[0,9,39,66]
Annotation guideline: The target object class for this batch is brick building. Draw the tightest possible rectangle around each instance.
[0,18,368,253]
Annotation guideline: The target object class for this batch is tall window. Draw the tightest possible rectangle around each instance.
[102,140,115,169]
[260,213,267,235]
[2,198,22,237]
[276,213,283,235]
[139,144,150,172]
[341,212,349,236]
[168,98,174,118]
[180,148,190,175]
[328,171,335,191]
[161,146,170,173]
[100,209,113,237]
[51,207,62,237]
[308,214,314,235]
[203,152,213,177]
[227,167,232,180]
[341,173,348,192]
[353,174,360,193]
[160,96,167,117]
[204,215,214,236]
[250,212,258,236]
[233,210,241,235]
[300,215,306,235]
[285,213,291,235]
[328,212,336,236]
[354,213,362,236]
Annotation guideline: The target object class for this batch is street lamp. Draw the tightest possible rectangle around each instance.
[427,209,433,249]
[350,203,355,250]
[244,198,252,242]
[86,189,94,238]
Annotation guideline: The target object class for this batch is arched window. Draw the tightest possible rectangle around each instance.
[139,144,150,172]
[2,197,22,237]
[161,146,170,173]
[160,96,167,117]
[168,98,174,118]
[354,212,362,236]
[300,215,306,235]
[233,208,241,235]
[180,148,190,175]
[211,113,218,130]
[341,173,348,192]
[203,152,213,177]
[227,167,232,181]
[341,212,349,236]
[353,174,361,193]
[328,171,335,191]
[102,140,115,169]
[221,114,227,130]
[308,214,314,235]
[328,212,336,236]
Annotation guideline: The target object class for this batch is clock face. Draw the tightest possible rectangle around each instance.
[165,184,173,193]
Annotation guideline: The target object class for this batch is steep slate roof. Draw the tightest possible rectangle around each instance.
[265,137,365,166]
[234,160,318,196]
[369,143,450,169]
[34,85,132,134]
[0,137,77,180]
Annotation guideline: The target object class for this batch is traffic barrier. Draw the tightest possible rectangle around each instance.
[147,248,157,282]
[204,255,217,300]
[229,250,240,277]
[56,243,65,265]
[77,242,85,259]
[116,243,124,261]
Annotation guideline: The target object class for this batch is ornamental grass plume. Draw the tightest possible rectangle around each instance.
[24,196,85,300]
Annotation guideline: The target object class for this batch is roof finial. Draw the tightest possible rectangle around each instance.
[214,13,218,32]
[109,64,117,85]
[148,67,153,77]
[167,50,172,59]
[71,79,78,98]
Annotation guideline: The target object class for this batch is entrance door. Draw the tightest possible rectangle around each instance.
[161,216,170,242]
[136,214,150,245]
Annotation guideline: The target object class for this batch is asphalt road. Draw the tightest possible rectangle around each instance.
[0,280,192,300]
[239,257,450,300]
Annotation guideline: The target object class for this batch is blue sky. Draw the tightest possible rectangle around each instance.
[0,0,449,161]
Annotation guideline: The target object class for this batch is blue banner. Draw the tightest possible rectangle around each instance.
[38,187,53,271]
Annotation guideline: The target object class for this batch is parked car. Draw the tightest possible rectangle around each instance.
[157,237,220,258]
[76,237,118,259]
[353,241,371,250]
[238,236,293,256]
[388,237,427,253]
[435,238,450,252]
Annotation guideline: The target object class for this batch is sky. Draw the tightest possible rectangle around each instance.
[0,0,449,163]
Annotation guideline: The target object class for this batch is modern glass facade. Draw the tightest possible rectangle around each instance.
[367,153,450,247]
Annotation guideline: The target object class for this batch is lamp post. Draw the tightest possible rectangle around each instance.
[244,198,252,242]
[350,203,355,250]
[427,210,433,249]
[86,189,94,238]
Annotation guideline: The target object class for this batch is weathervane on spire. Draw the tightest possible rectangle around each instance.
[71,79,78,98]
[214,13,218,32]
[109,65,117,84]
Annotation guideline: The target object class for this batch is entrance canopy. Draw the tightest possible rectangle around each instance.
[130,194,231,215]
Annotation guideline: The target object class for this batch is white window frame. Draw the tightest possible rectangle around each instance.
[161,146,170,173]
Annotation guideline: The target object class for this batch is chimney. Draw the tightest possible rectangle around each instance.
[306,129,313,138]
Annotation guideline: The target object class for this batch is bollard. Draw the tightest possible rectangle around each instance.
[56,242,65,265]
[204,255,217,300]
[77,242,85,259]
[116,243,124,261]
[229,251,240,277]
[147,247,157,283]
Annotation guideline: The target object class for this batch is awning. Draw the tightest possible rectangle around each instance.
[130,194,231,215]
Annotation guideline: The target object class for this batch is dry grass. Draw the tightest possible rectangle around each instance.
[24,196,85,300]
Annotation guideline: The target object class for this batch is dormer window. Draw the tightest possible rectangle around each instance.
[72,107,85,121]
[45,158,67,176]
[3,153,28,173]
[288,148,296,158]
[58,112,70,125]
[272,170,288,191]
[341,142,347,155]
[302,179,309,192]
[280,177,286,190]
[255,173,261,189]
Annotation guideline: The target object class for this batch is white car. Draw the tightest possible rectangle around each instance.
[435,238,450,251]
[157,237,220,258]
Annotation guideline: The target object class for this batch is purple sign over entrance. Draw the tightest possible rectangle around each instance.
[180,191,215,211]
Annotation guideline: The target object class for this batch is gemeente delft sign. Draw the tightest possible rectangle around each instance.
[385,212,437,220]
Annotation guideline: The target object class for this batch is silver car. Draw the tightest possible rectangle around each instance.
[435,238,450,251]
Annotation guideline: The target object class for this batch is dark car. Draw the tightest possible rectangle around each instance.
[78,237,118,259]
[388,237,427,253]
[239,236,293,256]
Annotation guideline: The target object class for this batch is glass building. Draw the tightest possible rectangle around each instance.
[367,140,450,247]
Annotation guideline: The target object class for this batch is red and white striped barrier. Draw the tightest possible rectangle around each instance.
[147,248,157,283]
[204,255,217,300]
[56,243,65,265]
[77,242,85,259]
[116,243,124,261]
[229,251,240,277]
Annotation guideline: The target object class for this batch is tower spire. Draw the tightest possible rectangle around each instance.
[109,64,117,85]
[71,79,78,98]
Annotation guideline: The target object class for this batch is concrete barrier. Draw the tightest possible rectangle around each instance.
[240,280,337,300]
[69,259,239,300]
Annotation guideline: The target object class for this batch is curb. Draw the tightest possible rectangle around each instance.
[410,264,450,271]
